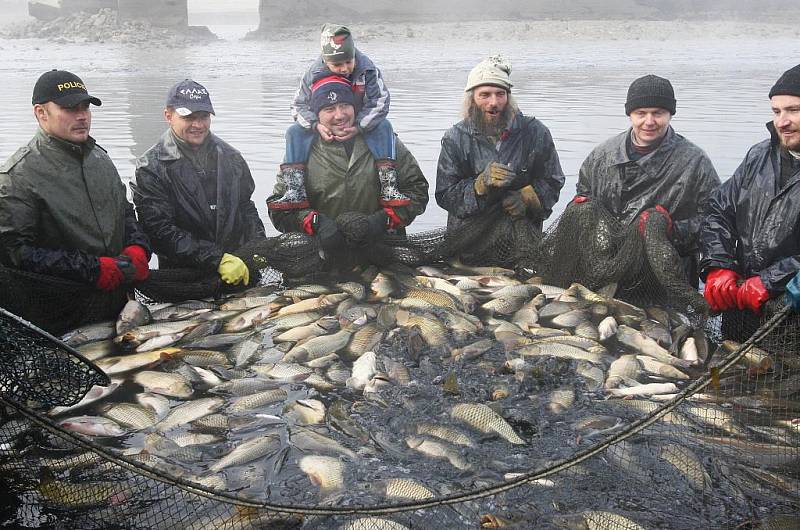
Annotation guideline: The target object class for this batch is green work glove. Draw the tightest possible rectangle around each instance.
[474,162,517,196]
[218,253,250,286]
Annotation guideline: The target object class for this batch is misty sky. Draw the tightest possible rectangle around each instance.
[187,0,257,12]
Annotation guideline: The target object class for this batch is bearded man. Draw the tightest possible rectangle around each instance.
[700,64,800,315]
[435,55,564,232]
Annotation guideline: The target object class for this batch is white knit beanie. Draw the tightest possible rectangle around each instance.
[465,55,513,92]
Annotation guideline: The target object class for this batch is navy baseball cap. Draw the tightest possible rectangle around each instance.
[166,79,215,116]
[32,69,101,107]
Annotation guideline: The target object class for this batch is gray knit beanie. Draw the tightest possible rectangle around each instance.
[769,64,800,98]
[625,75,676,115]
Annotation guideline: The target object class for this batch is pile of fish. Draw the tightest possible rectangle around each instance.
[3,262,799,529]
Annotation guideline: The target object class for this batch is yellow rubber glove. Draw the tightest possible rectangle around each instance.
[217,253,250,286]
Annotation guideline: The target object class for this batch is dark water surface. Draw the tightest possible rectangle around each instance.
[0,29,798,234]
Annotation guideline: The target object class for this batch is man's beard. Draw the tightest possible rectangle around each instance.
[779,131,800,153]
[469,102,514,137]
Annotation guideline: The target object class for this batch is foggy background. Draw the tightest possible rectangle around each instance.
[0,0,798,232]
[2,0,799,27]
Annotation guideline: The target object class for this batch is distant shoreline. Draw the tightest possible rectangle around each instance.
[247,19,799,42]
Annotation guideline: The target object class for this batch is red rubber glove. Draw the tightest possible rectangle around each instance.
[572,196,590,204]
[302,211,317,235]
[638,205,673,237]
[96,257,124,292]
[383,207,404,230]
[120,245,150,282]
[736,276,769,314]
[703,268,741,312]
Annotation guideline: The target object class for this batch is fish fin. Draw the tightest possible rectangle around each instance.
[598,283,618,298]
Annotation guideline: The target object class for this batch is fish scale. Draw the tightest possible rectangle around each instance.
[416,423,474,447]
[133,370,193,398]
[346,323,384,357]
[401,288,461,311]
[283,327,356,362]
[396,312,448,347]
[405,436,470,470]
[102,403,157,430]
[383,478,435,500]
[177,350,230,367]
[208,434,280,473]
[517,342,604,365]
[157,397,224,431]
[290,427,356,458]
[265,311,323,332]
[659,443,710,492]
[450,403,524,444]
[252,362,313,381]
[230,389,288,412]
[211,377,282,396]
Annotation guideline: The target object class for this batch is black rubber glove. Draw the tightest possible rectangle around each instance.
[313,213,346,254]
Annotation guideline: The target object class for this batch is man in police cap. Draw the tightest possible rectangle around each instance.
[0,69,151,291]
[132,79,265,287]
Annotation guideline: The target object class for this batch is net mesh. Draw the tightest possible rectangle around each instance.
[1,204,798,529]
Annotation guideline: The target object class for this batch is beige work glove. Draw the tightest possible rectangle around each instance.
[474,162,517,196]
[502,185,542,219]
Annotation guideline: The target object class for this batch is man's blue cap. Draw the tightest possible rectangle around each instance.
[166,79,215,116]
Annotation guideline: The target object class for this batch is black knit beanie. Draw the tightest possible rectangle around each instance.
[769,64,800,98]
[625,74,676,115]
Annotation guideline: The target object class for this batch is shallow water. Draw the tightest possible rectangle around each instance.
[1,28,798,234]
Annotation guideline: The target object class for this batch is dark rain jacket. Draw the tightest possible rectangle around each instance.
[577,127,720,256]
[292,49,389,133]
[0,129,149,285]
[435,111,565,231]
[699,124,800,295]
[268,135,428,234]
[132,131,265,270]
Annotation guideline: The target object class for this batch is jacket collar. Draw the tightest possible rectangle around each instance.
[36,127,96,158]
[608,126,677,166]
[767,121,783,146]
[157,129,219,161]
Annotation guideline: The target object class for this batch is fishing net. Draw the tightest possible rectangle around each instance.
[0,265,128,336]
[0,233,322,330]
[0,202,693,333]
[535,202,708,320]
[1,271,798,530]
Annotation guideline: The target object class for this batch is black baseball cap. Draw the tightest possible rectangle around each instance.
[165,79,215,116]
[32,69,101,107]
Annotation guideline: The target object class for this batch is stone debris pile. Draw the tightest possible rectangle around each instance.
[0,9,217,46]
